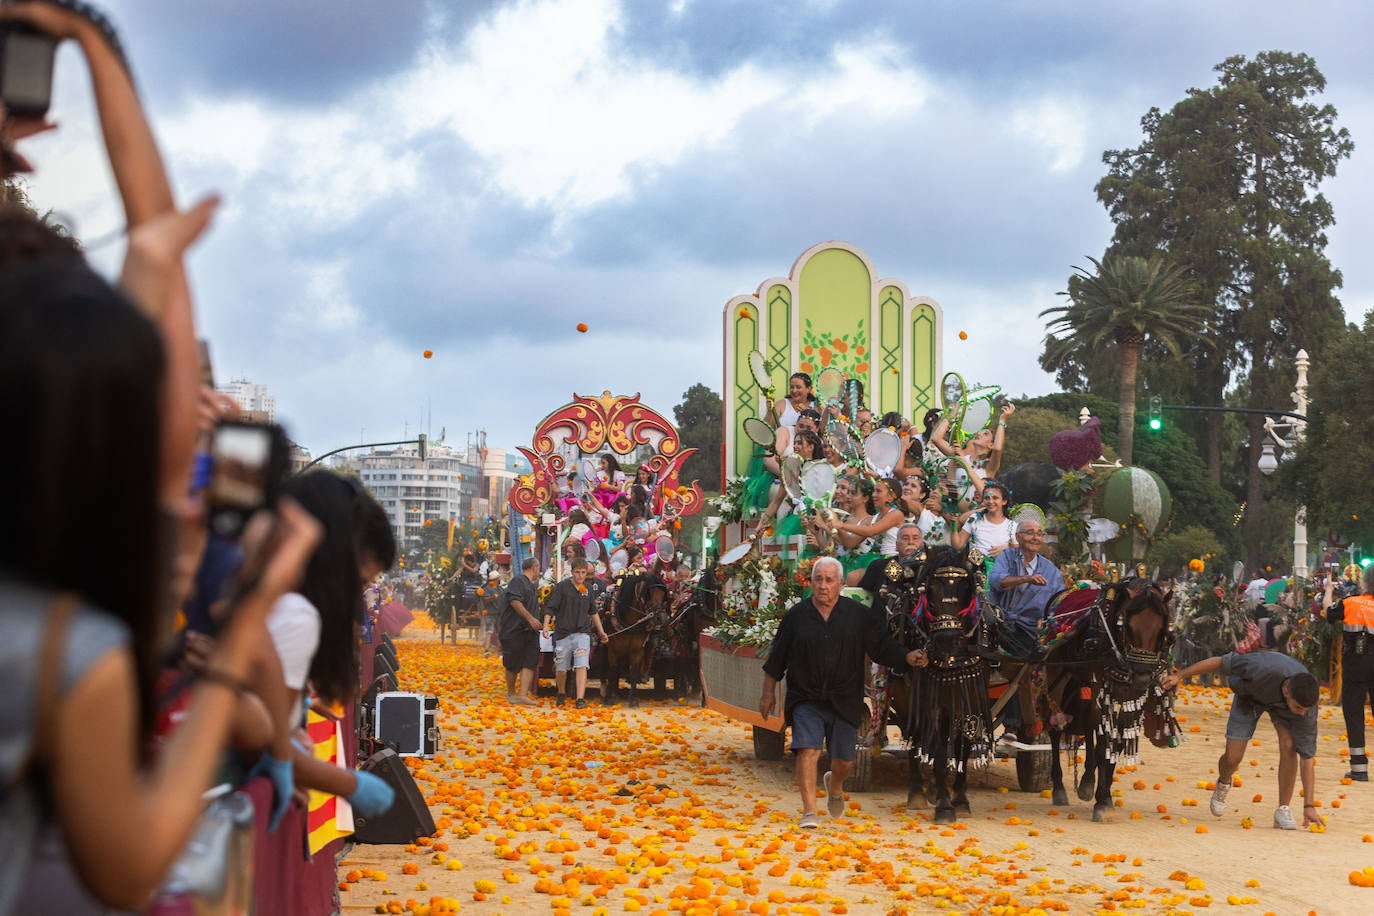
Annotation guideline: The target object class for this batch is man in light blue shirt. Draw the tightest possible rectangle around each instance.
[988,516,1064,659]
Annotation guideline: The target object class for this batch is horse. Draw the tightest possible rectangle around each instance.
[886,544,997,823]
[597,572,671,707]
[1040,578,1181,822]
[662,565,720,700]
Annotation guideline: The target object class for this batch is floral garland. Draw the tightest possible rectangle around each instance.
[714,475,749,524]
[1173,574,1248,657]
[702,554,812,649]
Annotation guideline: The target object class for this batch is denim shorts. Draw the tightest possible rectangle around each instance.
[790,702,858,762]
[553,632,592,672]
[1225,694,1316,758]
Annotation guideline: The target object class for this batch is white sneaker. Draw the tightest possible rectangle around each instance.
[1209,781,1231,817]
[1272,805,1298,830]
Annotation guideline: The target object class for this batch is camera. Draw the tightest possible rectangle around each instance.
[205,420,290,538]
[0,22,57,118]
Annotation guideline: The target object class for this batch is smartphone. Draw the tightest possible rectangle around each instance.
[205,420,290,538]
[0,23,57,118]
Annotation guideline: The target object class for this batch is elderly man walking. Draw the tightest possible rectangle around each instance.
[759,557,927,828]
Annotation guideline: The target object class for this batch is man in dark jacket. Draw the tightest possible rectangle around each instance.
[498,557,542,705]
[760,556,926,828]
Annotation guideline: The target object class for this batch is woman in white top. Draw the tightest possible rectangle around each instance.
[950,480,1017,558]
[772,372,817,428]
[830,478,907,584]
[901,475,947,545]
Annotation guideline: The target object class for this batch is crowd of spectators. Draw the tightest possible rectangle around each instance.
[1,4,398,912]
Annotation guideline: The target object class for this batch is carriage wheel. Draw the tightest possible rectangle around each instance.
[1016,748,1053,792]
[752,726,786,761]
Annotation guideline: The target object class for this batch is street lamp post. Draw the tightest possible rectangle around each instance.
[1257,349,1309,581]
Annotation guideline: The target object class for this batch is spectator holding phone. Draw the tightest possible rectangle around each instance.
[0,256,322,913]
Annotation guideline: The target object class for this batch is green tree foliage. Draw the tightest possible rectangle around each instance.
[1040,255,1209,466]
[1287,313,1374,554]
[1088,51,1352,569]
[1147,525,1223,579]
[997,405,1087,470]
[673,383,723,494]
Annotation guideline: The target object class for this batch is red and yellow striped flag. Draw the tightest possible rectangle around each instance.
[306,710,354,855]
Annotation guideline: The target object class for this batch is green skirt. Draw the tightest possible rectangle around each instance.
[741,450,774,517]
[840,551,883,577]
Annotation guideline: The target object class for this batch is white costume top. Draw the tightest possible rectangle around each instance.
[963,515,1016,554]
[777,400,802,428]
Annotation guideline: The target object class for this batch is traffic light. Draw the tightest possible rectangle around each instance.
[703,533,715,550]
[1147,396,1162,432]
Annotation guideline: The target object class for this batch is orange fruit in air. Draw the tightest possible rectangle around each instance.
[958,330,968,340]
[576,323,589,333]
[423,349,433,358]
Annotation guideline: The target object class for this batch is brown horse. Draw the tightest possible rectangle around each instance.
[597,573,670,707]
[1041,579,1181,821]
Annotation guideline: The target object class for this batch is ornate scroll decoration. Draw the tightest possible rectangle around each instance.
[508,391,702,516]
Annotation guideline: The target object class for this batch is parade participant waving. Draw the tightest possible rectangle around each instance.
[772,371,818,428]
[950,480,1016,559]
[829,478,907,584]
[754,429,823,540]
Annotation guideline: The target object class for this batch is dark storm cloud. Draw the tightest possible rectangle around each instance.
[104,0,497,105]
[561,103,1109,285]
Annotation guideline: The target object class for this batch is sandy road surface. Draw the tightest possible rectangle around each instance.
[339,628,1373,915]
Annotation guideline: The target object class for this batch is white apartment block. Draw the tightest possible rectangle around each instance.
[341,442,482,547]
[217,378,277,422]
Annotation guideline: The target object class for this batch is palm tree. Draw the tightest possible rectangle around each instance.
[1039,255,1210,466]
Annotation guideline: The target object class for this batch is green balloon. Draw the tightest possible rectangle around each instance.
[1101,467,1172,536]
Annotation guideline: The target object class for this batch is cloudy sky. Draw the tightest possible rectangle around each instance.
[24,0,1374,461]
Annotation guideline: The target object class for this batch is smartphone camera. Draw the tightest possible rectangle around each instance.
[206,420,290,539]
[0,23,57,118]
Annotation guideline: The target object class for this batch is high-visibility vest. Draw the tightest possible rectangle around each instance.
[1340,594,1374,635]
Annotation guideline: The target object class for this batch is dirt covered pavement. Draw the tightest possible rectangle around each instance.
[339,626,1374,915]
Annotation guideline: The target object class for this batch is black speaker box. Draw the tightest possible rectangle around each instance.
[375,642,398,671]
[374,652,397,682]
[352,748,436,844]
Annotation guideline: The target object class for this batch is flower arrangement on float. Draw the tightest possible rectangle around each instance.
[713,476,749,525]
[1173,565,1250,659]
[702,554,814,649]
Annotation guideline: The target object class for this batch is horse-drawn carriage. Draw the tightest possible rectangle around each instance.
[508,390,711,702]
[698,242,1185,816]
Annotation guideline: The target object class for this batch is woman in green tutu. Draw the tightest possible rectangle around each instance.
[828,477,907,585]
[752,429,823,540]
[826,477,883,578]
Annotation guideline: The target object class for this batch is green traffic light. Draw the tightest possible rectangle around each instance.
[1148,418,1162,431]
[1362,557,1372,569]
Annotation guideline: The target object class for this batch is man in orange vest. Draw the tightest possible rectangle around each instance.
[1327,565,1374,781]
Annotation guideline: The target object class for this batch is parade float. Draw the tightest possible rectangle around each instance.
[507,390,707,693]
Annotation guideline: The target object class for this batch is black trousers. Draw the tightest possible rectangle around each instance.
[1341,647,1374,754]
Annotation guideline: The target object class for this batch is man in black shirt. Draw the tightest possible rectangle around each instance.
[760,556,927,828]
[543,559,609,708]
[498,557,543,705]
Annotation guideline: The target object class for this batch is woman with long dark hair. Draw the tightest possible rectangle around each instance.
[0,259,319,913]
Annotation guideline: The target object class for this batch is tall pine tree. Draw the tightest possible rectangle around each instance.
[1090,51,1351,570]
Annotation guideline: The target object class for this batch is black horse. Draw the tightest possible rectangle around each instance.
[1040,578,1181,822]
[597,572,670,707]
[886,545,996,823]
[665,564,720,699]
